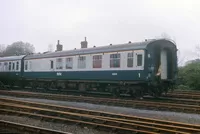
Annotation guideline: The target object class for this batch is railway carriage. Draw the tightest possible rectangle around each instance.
[0,55,25,86]
[21,38,177,97]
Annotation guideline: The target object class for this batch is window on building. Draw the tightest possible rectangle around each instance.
[56,58,63,69]
[50,60,54,69]
[66,57,73,69]
[110,53,120,68]
[93,55,102,68]
[9,62,12,71]
[12,62,15,70]
[137,54,143,66]
[127,52,134,67]
[16,62,19,70]
[25,61,28,70]
[78,56,86,69]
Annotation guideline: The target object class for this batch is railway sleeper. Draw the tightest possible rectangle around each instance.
[1,96,200,131]
[0,104,198,134]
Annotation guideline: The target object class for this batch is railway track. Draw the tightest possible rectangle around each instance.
[0,120,70,134]
[166,92,200,100]
[1,97,200,134]
[169,90,200,94]
[1,90,200,114]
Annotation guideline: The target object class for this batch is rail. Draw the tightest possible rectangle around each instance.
[0,120,71,134]
[166,92,200,99]
[0,97,200,134]
[1,90,200,114]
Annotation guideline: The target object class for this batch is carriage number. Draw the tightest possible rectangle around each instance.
[112,73,117,76]
[56,72,62,76]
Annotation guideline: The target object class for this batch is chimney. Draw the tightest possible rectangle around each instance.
[80,37,88,48]
[56,40,63,51]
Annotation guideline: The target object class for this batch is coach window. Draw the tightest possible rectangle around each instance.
[127,52,134,67]
[25,61,28,70]
[4,62,8,71]
[16,62,19,70]
[137,54,143,66]
[110,53,120,68]
[56,58,63,69]
[12,62,15,70]
[50,60,54,69]
[9,62,12,71]
[66,57,73,69]
[78,56,86,69]
[29,61,32,70]
[93,55,102,68]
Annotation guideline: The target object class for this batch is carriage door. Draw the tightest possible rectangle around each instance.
[160,49,168,79]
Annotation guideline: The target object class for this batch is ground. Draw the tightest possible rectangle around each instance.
[1,95,200,134]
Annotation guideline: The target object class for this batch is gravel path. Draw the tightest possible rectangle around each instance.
[0,95,200,125]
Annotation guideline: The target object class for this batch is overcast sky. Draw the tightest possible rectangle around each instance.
[0,0,200,64]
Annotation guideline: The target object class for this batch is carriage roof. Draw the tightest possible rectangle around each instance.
[25,39,175,60]
[0,55,25,62]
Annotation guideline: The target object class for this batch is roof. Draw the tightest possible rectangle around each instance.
[25,39,156,60]
[0,55,25,62]
[25,38,176,60]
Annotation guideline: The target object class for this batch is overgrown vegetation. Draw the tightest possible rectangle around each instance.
[177,62,200,90]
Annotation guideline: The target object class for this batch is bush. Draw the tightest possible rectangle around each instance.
[176,85,190,90]
[178,62,200,90]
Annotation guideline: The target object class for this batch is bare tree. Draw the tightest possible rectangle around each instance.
[156,32,176,43]
[160,32,171,39]
[196,45,200,59]
[4,41,35,56]
[177,49,186,66]
[0,44,6,56]
[48,44,54,52]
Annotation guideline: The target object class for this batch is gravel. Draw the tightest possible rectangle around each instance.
[0,94,200,130]
[0,115,114,134]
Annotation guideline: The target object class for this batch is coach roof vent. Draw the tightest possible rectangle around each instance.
[56,40,63,51]
[81,37,88,48]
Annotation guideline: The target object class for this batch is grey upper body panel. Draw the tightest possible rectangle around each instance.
[0,55,26,62]
[25,39,176,60]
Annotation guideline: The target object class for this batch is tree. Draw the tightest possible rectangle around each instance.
[3,41,35,56]
[0,44,6,56]
[178,62,200,90]
[160,32,171,39]
[196,45,200,58]
[48,44,53,52]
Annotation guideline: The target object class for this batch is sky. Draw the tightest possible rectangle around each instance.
[0,0,200,65]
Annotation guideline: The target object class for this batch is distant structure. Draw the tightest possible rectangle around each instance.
[81,37,88,48]
[56,40,63,51]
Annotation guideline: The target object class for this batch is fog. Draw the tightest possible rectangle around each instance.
[0,0,200,64]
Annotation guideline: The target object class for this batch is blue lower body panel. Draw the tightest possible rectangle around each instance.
[23,70,147,81]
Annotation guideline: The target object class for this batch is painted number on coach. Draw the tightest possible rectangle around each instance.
[112,73,117,76]
[56,72,62,76]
